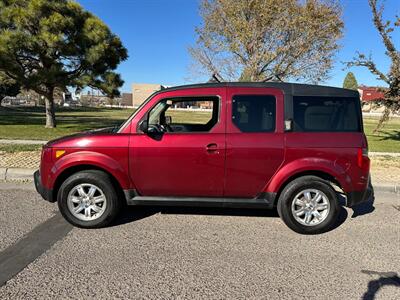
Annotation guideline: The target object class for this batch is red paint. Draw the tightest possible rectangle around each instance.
[129,87,226,197]
[39,85,370,200]
[224,87,285,197]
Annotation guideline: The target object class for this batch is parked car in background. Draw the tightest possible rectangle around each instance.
[34,82,371,234]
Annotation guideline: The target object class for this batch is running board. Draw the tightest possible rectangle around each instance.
[123,190,276,209]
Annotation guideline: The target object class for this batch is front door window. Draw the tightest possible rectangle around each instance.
[147,97,219,133]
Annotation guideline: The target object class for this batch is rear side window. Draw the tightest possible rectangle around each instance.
[293,96,361,132]
[232,95,276,132]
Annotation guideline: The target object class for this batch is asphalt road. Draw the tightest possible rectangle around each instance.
[0,182,399,299]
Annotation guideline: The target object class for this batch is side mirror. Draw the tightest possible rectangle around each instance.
[165,116,172,125]
[139,120,148,133]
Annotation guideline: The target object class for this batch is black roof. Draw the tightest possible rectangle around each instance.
[161,82,359,98]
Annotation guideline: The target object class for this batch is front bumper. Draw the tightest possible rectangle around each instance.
[34,170,55,202]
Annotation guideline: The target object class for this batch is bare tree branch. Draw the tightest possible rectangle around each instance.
[189,0,343,82]
[369,0,399,64]
[345,53,389,83]
[347,0,400,131]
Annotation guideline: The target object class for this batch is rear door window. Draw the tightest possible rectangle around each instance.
[293,96,361,132]
[232,95,276,132]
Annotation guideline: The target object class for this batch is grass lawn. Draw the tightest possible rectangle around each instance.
[0,143,42,153]
[0,106,399,152]
[363,117,400,152]
[0,106,133,140]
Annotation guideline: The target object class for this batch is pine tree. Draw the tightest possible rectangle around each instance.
[343,72,359,90]
[0,0,128,128]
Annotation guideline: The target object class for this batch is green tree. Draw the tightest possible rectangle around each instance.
[189,0,343,83]
[0,72,20,106]
[343,72,359,90]
[346,0,399,132]
[0,0,128,128]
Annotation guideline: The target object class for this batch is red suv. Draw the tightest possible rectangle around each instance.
[34,83,371,234]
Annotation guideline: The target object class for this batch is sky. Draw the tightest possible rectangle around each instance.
[77,0,400,93]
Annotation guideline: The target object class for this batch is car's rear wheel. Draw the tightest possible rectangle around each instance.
[277,176,340,234]
[57,170,120,228]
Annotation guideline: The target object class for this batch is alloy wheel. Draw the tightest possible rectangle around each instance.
[67,183,107,221]
[291,189,330,226]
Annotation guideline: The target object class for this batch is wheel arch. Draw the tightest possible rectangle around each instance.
[272,170,344,207]
[52,164,125,203]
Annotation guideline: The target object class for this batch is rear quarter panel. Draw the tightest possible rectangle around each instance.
[265,132,369,194]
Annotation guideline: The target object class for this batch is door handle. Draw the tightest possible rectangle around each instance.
[206,143,219,152]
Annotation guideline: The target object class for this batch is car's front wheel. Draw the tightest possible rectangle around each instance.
[277,176,340,234]
[57,170,121,228]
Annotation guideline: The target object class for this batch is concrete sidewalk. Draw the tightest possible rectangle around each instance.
[369,152,400,157]
[0,139,47,145]
[2,138,399,156]
[0,168,35,181]
[2,138,400,157]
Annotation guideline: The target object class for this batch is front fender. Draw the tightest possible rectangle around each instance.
[48,150,132,190]
[264,158,352,194]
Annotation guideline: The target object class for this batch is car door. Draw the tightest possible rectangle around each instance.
[224,87,285,198]
[129,87,226,197]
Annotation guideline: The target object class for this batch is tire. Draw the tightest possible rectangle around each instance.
[277,176,340,234]
[57,170,121,228]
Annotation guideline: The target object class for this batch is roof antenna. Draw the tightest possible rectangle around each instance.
[208,73,222,83]
[263,76,273,82]
[263,74,284,82]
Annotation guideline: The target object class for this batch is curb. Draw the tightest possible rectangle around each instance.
[0,168,6,181]
[0,167,399,195]
[0,168,36,181]
[369,152,400,157]
[372,184,400,194]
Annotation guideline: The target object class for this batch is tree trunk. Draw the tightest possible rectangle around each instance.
[45,94,56,128]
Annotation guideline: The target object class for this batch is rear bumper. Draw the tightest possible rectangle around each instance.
[346,184,373,207]
[34,170,55,202]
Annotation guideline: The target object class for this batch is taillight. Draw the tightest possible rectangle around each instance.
[357,147,369,169]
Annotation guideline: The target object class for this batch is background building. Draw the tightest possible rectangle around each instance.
[132,83,164,107]
[358,86,385,101]
[121,93,133,107]
[129,83,214,109]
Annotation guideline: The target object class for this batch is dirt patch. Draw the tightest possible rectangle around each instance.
[370,156,400,185]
